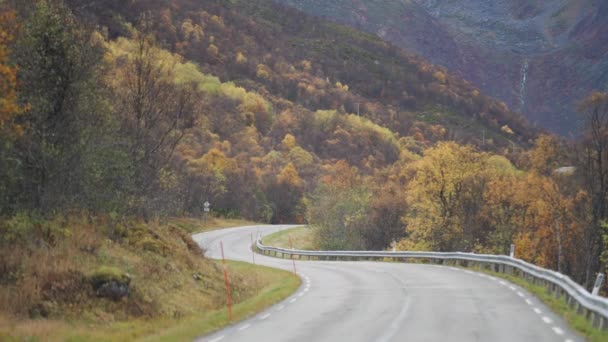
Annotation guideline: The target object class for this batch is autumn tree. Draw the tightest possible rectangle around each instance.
[400,142,486,251]
[11,0,110,212]
[308,162,370,250]
[0,6,26,215]
[111,24,196,215]
[0,8,23,132]
[576,92,608,287]
[267,162,305,223]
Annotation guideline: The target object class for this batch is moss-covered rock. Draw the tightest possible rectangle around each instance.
[89,266,131,301]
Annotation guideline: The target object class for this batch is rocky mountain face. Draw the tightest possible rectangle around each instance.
[275,0,608,135]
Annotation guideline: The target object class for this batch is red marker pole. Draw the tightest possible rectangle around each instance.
[220,241,233,321]
[289,236,297,276]
[250,232,256,264]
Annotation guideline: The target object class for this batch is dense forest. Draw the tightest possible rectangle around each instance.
[1,0,608,326]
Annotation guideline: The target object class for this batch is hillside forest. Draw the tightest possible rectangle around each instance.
[1,0,608,324]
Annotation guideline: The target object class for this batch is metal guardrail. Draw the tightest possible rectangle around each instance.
[256,239,608,330]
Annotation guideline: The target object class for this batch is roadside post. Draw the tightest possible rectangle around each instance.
[593,273,605,296]
[510,244,515,258]
[289,236,297,276]
[203,201,210,224]
[250,232,256,265]
[220,241,233,321]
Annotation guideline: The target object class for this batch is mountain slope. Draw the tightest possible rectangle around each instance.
[66,0,536,147]
[274,0,608,135]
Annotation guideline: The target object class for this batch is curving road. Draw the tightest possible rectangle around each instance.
[192,225,583,342]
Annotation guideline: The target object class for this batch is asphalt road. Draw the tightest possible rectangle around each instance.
[192,225,583,342]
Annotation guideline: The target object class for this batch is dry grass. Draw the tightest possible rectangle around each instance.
[0,214,296,341]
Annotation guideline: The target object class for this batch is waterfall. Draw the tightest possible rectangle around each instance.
[519,58,528,112]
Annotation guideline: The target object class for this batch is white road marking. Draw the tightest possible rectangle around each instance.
[289,298,297,303]
[525,299,533,305]
[304,287,309,292]
[209,336,224,342]
[237,324,251,331]
[499,281,507,286]
[542,316,553,324]
[465,270,473,274]
[276,305,285,311]
[565,339,574,342]
[552,327,564,335]
[259,313,271,320]
[534,308,542,315]
[517,291,525,297]
[298,292,304,297]
[375,274,411,342]
[509,286,516,291]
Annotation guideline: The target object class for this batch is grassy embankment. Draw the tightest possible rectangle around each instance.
[262,226,316,250]
[0,216,299,341]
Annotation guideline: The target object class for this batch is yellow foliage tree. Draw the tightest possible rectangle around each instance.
[402,142,484,251]
[281,133,296,151]
[277,162,303,188]
[256,63,272,80]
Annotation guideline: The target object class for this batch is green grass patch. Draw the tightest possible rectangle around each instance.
[474,268,608,342]
[262,226,316,250]
[140,261,300,342]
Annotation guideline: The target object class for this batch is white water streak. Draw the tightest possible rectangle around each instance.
[519,58,529,111]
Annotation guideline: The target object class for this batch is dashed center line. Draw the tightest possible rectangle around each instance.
[525,299,533,305]
[237,324,251,331]
[259,313,271,320]
[534,308,542,315]
[209,336,224,342]
[289,298,297,303]
[517,291,525,297]
[542,316,553,324]
[509,286,516,291]
[552,327,564,335]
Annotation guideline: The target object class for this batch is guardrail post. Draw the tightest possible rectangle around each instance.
[592,311,600,329]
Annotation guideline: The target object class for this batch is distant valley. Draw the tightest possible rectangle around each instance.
[275,0,608,135]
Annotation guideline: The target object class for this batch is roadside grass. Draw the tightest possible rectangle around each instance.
[170,217,258,234]
[143,261,300,342]
[473,268,608,342]
[0,216,297,342]
[0,260,299,342]
[262,226,316,250]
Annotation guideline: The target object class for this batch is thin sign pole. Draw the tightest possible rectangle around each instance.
[289,236,297,276]
[250,232,256,264]
[220,241,233,321]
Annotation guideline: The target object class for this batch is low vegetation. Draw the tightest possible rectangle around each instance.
[262,226,316,250]
[0,215,299,341]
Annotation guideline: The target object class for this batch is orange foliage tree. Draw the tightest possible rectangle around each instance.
[0,9,24,134]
